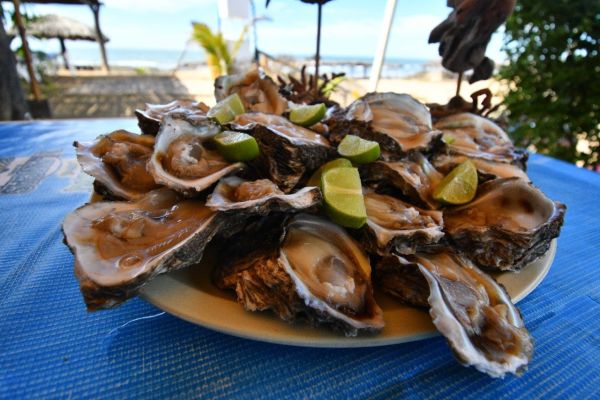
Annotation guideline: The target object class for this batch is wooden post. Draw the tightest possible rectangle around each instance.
[314,3,322,95]
[90,3,109,72]
[12,0,42,101]
[59,37,70,70]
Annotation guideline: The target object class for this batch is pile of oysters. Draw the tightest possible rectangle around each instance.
[63,69,565,378]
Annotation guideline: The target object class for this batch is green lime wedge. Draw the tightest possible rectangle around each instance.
[306,158,353,188]
[322,167,367,229]
[289,103,327,127]
[208,93,245,124]
[442,133,456,144]
[432,160,478,205]
[337,135,381,164]
[213,131,259,162]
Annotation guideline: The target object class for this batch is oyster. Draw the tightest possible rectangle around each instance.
[207,176,321,214]
[231,113,335,191]
[215,68,288,115]
[148,115,244,194]
[356,191,444,255]
[432,153,529,182]
[434,112,527,167]
[376,251,533,378]
[359,153,444,209]
[63,188,221,310]
[444,178,566,271]
[328,93,441,156]
[75,130,160,200]
[135,100,211,135]
[215,214,384,336]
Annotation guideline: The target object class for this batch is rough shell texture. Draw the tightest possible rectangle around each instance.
[231,113,335,192]
[444,178,566,271]
[377,252,533,378]
[135,100,211,135]
[62,189,221,310]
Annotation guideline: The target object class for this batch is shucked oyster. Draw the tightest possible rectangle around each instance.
[63,188,221,310]
[148,115,244,194]
[215,68,288,115]
[232,113,335,191]
[215,214,384,336]
[432,153,529,182]
[356,191,444,255]
[75,130,160,200]
[135,100,211,135]
[376,251,533,377]
[207,176,321,214]
[328,92,441,157]
[444,178,566,271]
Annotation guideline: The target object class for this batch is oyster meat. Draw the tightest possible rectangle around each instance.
[356,191,444,255]
[135,100,210,135]
[432,153,529,182]
[328,92,441,156]
[215,214,384,336]
[75,130,160,200]
[148,115,244,194]
[207,176,321,214]
[215,68,288,115]
[232,113,335,191]
[63,188,221,310]
[376,251,533,377]
[444,178,566,271]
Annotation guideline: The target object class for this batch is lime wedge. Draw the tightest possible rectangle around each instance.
[322,167,367,228]
[208,93,245,124]
[307,158,353,188]
[213,131,259,162]
[337,135,381,164]
[442,133,456,144]
[432,160,478,205]
[289,103,326,127]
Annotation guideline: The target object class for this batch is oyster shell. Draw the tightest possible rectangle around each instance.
[359,153,444,209]
[215,214,384,336]
[444,178,566,271]
[148,115,244,194]
[432,153,529,182]
[75,130,160,200]
[135,100,211,135]
[376,251,533,378]
[434,113,527,165]
[231,113,335,191]
[207,176,321,214]
[356,191,444,255]
[328,92,441,156]
[63,188,221,310]
[215,68,288,115]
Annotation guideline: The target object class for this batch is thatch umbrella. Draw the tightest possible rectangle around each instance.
[9,14,109,69]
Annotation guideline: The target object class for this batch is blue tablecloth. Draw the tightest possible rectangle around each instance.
[0,119,598,399]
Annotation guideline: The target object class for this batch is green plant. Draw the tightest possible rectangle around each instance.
[191,22,249,76]
[499,0,600,168]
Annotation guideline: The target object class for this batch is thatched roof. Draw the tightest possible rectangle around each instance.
[9,14,108,42]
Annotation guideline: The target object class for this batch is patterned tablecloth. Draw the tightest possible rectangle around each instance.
[0,119,598,399]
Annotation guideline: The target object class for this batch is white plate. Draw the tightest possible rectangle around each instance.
[140,240,557,348]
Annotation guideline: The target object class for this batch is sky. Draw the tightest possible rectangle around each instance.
[3,0,505,62]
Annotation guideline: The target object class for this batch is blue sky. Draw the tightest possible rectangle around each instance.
[5,0,505,61]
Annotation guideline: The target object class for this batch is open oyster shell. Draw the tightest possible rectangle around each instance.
[215,214,384,336]
[231,113,335,192]
[135,100,211,135]
[75,130,160,200]
[376,251,533,378]
[63,188,222,310]
[328,92,441,157]
[207,176,321,214]
[355,191,444,255]
[444,178,566,271]
[432,153,529,182]
[148,115,244,194]
[215,68,288,115]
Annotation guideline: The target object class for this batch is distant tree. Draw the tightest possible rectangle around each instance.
[0,4,28,120]
[499,0,600,168]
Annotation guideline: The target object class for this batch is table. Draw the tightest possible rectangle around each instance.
[1,119,598,399]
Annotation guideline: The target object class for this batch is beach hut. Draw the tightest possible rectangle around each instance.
[8,14,109,69]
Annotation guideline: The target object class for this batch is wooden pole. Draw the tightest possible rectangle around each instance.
[456,71,463,97]
[59,37,70,70]
[368,0,398,92]
[314,3,322,95]
[90,3,109,72]
[11,0,42,101]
